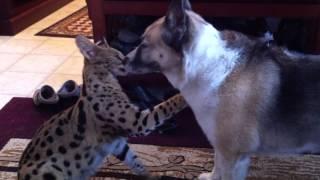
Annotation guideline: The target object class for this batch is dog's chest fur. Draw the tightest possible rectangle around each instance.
[163,19,243,142]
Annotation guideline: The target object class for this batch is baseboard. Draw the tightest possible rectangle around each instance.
[0,0,74,35]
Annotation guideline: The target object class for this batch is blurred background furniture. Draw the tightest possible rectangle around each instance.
[86,0,320,53]
[0,0,73,35]
[84,0,320,134]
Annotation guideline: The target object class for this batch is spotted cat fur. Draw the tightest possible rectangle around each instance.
[18,35,187,180]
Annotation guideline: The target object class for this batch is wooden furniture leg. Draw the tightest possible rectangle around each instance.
[314,19,320,53]
[86,0,106,42]
[305,18,320,54]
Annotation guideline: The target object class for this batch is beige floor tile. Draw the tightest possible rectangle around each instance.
[0,95,14,110]
[31,38,77,56]
[0,39,44,54]
[0,36,11,46]
[55,56,84,75]
[48,9,77,19]
[8,54,67,73]
[30,12,71,29]
[13,28,48,41]
[50,1,84,15]
[0,72,47,96]
[70,0,86,6]
[72,49,83,57]
[0,0,86,98]
[40,74,82,91]
[61,2,85,12]
[0,53,25,72]
[29,18,60,29]
[47,37,76,42]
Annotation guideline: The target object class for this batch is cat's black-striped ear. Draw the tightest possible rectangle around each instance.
[75,35,100,63]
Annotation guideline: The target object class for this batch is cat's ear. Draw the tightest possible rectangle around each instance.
[75,35,100,62]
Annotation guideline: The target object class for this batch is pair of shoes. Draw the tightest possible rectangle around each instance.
[33,80,80,106]
[57,80,81,98]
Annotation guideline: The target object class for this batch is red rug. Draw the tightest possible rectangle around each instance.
[36,7,92,38]
[0,97,211,150]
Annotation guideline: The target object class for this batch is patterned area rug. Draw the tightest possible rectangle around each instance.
[1,139,320,179]
[36,7,93,38]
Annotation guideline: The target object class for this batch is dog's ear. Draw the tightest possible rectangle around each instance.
[75,35,100,63]
[163,0,191,52]
[184,0,192,10]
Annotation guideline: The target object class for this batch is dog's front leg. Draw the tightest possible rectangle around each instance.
[218,149,250,180]
[199,149,250,180]
[198,151,222,180]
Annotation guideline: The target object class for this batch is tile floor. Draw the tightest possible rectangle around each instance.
[0,0,86,109]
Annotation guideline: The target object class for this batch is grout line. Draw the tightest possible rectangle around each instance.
[34,52,77,94]
[0,0,86,99]
[0,39,47,71]
[0,38,11,45]
[12,53,69,68]
[0,71,49,97]
[45,73,82,76]
[0,94,25,97]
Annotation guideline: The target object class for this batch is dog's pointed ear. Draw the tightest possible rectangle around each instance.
[163,0,191,52]
[184,0,192,10]
[75,35,100,62]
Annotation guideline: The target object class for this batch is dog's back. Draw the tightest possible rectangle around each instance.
[220,30,320,154]
[236,36,320,154]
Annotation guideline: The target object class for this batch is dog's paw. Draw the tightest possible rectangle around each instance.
[199,172,221,180]
[198,172,213,180]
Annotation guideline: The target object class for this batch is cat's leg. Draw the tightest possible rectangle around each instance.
[128,94,187,136]
[110,138,149,176]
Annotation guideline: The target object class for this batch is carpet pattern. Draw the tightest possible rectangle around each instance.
[0,139,211,179]
[36,7,93,38]
[2,139,320,180]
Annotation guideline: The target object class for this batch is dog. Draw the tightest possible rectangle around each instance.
[124,0,320,179]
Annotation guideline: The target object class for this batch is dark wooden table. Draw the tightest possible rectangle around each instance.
[86,0,320,53]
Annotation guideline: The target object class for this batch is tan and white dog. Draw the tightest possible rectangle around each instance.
[124,0,320,179]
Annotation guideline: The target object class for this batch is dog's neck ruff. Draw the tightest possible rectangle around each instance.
[165,16,241,92]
